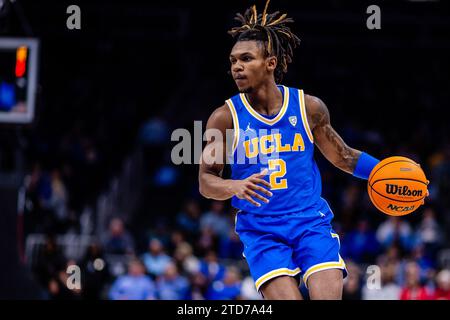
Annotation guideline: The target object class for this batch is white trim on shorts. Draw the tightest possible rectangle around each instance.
[255,267,301,292]
[302,255,346,289]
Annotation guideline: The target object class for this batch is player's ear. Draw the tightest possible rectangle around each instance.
[266,55,277,72]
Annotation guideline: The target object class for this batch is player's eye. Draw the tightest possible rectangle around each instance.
[242,56,252,62]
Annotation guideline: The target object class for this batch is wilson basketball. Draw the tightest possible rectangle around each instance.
[368,156,429,216]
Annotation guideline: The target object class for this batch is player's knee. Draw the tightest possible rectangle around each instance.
[260,276,303,300]
[307,269,343,300]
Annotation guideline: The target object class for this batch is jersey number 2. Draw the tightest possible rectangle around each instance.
[268,159,288,190]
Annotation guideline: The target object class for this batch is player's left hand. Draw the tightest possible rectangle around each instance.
[229,169,272,207]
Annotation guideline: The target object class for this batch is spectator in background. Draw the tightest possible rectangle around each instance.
[199,250,226,283]
[109,259,156,300]
[49,168,69,232]
[363,261,401,300]
[415,207,443,260]
[47,277,75,300]
[196,226,219,256]
[30,163,52,210]
[240,276,263,300]
[79,242,110,300]
[168,230,186,255]
[399,261,432,300]
[33,235,67,288]
[341,218,379,264]
[101,217,135,255]
[25,163,53,233]
[176,199,201,241]
[410,244,436,283]
[141,238,172,278]
[47,260,82,300]
[339,183,361,231]
[189,272,208,300]
[342,261,362,300]
[142,238,172,277]
[173,242,200,276]
[206,266,242,300]
[394,243,437,290]
[156,262,191,300]
[433,269,450,300]
[200,201,231,239]
[383,243,403,266]
[376,217,415,252]
[341,182,360,212]
[145,218,172,251]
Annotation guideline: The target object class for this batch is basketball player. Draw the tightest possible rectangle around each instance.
[198,1,380,300]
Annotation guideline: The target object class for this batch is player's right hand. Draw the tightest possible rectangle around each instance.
[229,169,273,207]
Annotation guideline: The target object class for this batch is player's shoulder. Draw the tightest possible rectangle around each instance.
[210,104,232,121]
[206,103,233,131]
[302,93,329,117]
[300,92,330,131]
[303,93,325,111]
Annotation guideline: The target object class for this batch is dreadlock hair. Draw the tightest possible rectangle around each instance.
[228,0,301,83]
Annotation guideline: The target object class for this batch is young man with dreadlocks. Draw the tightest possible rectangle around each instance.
[199,0,380,300]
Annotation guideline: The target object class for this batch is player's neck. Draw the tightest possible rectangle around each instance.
[245,82,283,116]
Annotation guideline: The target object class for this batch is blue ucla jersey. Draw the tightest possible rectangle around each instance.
[226,85,322,214]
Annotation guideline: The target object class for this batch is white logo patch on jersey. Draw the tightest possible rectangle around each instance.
[289,116,297,127]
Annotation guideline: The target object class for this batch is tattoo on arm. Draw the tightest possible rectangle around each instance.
[310,97,361,174]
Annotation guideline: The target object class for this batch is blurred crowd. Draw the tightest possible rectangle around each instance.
[26,181,450,300]
[28,200,261,300]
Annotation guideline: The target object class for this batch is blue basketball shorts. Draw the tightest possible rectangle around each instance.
[235,197,347,292]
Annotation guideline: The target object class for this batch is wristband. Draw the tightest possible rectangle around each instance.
[353,152,380,180]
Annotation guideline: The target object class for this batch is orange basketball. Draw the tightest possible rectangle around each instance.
[368,156,429,216]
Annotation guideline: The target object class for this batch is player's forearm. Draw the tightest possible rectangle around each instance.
[315,129,362,175]
[199,172,235,200]
[334,147,361,175]
[327,145,380,179]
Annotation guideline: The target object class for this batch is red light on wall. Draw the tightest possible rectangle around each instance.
[15,46,28,78]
